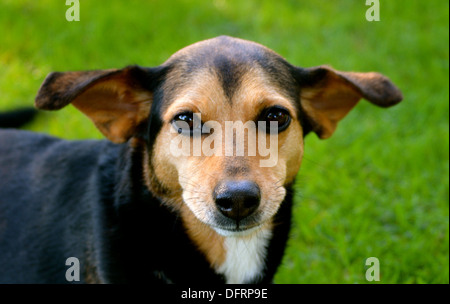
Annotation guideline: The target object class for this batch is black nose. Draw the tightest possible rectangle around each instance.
[213,180,261,222]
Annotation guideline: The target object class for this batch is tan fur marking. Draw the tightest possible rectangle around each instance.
[180,205,226,268]
[73,79,152,143]
[300,66,402,139]
[149,65,305,271]
[300,71,360,139]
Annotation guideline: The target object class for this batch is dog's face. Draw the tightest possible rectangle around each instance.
[35,36,402,238]
[150,39,305,235]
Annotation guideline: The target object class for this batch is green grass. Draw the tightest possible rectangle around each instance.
[0,0,448,284]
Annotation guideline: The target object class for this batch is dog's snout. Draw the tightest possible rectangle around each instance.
[213,180,261,222]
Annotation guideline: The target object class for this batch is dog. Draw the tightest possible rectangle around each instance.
[0,36,402,283]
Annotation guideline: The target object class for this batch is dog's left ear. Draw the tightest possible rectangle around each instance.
[294,66,403,139]
[35,66,156,143]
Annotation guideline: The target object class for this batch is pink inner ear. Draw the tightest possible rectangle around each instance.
[300,73,363,139]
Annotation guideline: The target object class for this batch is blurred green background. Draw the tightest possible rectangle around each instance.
[0,0,448,283]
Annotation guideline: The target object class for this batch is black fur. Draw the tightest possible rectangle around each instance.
[0,129,292,283]
[0,107,37,129]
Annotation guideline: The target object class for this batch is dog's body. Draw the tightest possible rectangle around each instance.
[0,36,402,283]
[0,129,290,283]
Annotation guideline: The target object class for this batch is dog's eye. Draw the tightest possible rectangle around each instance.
[259,106,291,133]
[172,112,202,135]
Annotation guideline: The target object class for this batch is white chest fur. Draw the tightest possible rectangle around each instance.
[216,228,272,284]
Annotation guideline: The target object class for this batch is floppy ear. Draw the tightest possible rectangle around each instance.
[295,65,403,139]
[35,66,155,143]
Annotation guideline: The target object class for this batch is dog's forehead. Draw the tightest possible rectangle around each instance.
[165,36,283,67]
[160,36,298,103]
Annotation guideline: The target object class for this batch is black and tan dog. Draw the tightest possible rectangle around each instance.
[0,36,402,283]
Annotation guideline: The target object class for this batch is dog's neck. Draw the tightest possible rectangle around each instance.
[180,205,273,284]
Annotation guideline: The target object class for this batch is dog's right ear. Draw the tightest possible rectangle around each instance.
[35,66,157,143]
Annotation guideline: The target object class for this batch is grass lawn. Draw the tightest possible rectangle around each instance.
[0,0,448,283]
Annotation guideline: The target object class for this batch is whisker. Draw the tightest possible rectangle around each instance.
[184,196,203,201]
[187,189,208,195]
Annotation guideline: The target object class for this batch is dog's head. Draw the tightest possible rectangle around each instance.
[35,36,402,238]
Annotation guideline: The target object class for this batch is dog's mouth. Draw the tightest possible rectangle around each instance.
[206,210,266,237]
[211,224,263,237]
[181,181,283,237]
